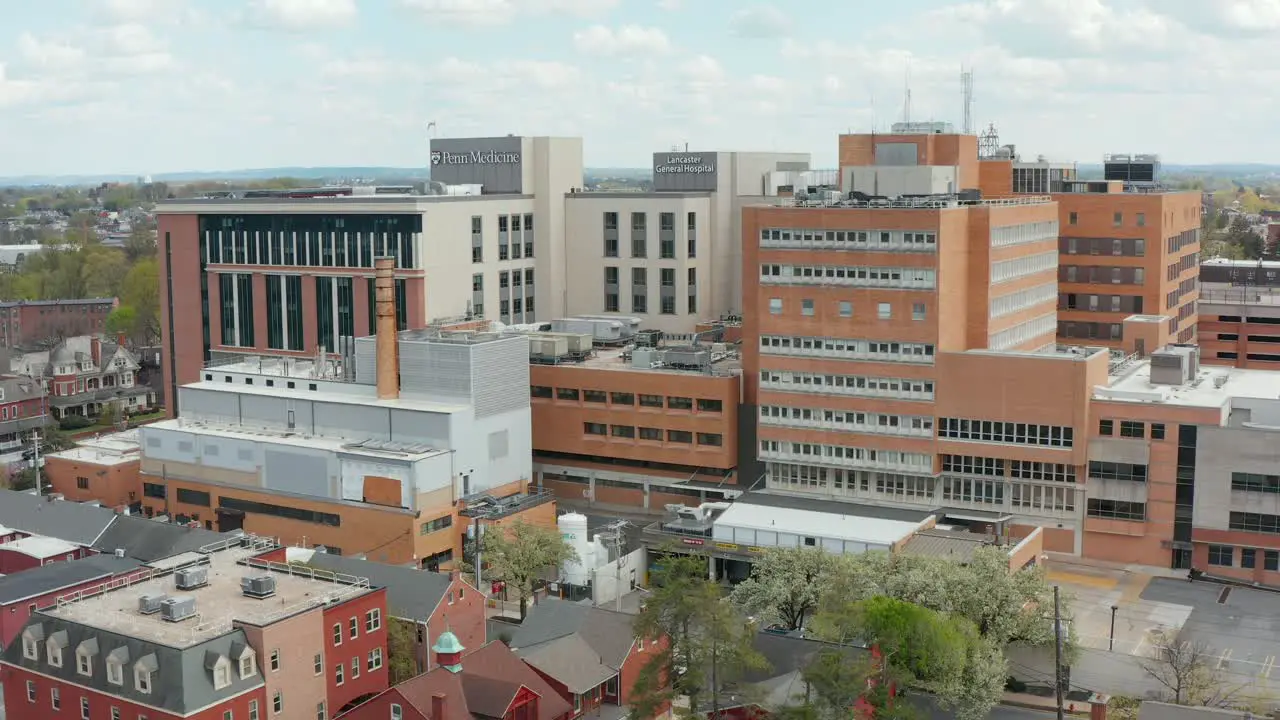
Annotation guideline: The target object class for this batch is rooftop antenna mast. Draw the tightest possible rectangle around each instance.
[961,67,974,134]
[902,65,912,125]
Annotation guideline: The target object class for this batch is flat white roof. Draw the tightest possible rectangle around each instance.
[185,379,470,414]
[1097,361,1280,409]
[714,502,925,546]
[49,431,141,466]
[146,418,450,461]
[2,535,81,559]
[44,541,373,648]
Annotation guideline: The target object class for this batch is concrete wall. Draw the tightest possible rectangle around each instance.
[1194,425,1280,532]
[587,547,646,606]
[562,193,715,333]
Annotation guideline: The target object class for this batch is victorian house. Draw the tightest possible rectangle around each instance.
[12,335,153,420]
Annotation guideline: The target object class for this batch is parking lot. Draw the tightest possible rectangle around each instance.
[1141,578,1280,684]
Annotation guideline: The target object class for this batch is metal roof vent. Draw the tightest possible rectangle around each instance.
[138,594,167,615]
[159,596,197,622]
[175,566,209,591]
[240,574,277,599]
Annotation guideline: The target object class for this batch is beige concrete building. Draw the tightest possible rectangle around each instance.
[563,150,810,333]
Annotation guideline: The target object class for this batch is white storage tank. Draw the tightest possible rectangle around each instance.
[558,512,592,586]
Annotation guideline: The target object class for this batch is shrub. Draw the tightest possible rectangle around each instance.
[59,415,93,430]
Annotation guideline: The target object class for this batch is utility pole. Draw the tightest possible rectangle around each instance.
[596,519,629,612]
[1053,585,1065,720]
[31,429,41,495]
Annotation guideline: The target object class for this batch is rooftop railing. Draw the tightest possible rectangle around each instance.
[764,194,1053,210]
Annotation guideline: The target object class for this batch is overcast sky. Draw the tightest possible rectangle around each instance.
[1,0,1276,176]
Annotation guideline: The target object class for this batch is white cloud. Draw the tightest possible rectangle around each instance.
[573,25,670,55]
[247,0,358,30]
[16,33,87,74]
[399,0,619,26]
[729,5,791,38]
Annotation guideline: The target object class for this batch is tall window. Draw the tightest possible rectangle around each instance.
[219,274,236,346]
[315,276,334,352]
[266,275,284,349]
[236,274,255,346]
[336,277,354,340]
[395,279,408,330]
[285,275,304,351]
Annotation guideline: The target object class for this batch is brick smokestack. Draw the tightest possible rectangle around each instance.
[375,257,399,400]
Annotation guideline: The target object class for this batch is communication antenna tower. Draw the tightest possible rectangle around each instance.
[978,123,1001,159]
[902,66,912,125]
[961,68,974,134]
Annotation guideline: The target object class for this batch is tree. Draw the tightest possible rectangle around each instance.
[120,258,160,344]
[630,550,768,720]
[819,547,1064,650]
[124,224,157,262]
[805,595,994,720]
[386,617,420,684]
[479,518,576,620]
[730,546,837,631]
[1139,639,1246,707]
[1224,215,1263,260]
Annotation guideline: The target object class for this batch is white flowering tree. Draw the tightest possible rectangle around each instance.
[729,546,839,631]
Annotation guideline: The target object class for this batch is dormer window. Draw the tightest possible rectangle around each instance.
[239,651,256,679]
[20,625,43,661]
[214,661,230,689]
[134,655,158,694]
[76,638,99,677]
[106,647,129,685]
[46,630,68,668]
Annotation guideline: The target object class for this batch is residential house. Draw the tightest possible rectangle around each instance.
[12,334,152,419]
[304,550,487,673]
[0,490,231,563]
[0,554,143,647]
[339,632,573,720]
[0,374,49,461]
[505,598,669,719]
[0,536,94,574]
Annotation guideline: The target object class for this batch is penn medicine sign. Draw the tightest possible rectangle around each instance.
[655,155,715,174]
[431,149,520,166]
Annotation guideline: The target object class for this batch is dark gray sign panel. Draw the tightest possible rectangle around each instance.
[430,137,524,194]
[652,152,718,191]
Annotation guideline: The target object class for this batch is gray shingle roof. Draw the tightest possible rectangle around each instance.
[3,614,263,715]
[0,554,141,605]
[306,553,454,621]
[506,598,637,692]
[0,491,118,546]
[92,515,231,563]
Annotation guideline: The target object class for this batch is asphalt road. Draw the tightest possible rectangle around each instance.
[1141,577,1280,683]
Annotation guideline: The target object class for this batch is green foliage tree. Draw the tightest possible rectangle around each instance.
[120,258,161,344]
[386,616,420,684]
[1224,215,1264,259]
[124,224,157,262]
[479,519,577,620]
[630,550,768,720]
[729,545,837,630]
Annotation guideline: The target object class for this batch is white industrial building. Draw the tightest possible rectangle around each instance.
[140,327,532,518]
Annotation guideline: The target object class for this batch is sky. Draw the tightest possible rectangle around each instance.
[2,0,1279,177]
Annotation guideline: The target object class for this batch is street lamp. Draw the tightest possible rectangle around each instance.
[1109,605,1119,652]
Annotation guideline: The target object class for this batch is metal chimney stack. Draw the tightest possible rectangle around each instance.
[374,257,399,400]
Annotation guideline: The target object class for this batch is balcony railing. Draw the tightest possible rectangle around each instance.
[460,487,555,519]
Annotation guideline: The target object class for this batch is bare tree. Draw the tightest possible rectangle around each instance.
[1139,639,1248,707]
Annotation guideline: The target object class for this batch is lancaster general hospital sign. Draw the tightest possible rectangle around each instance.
[655,154,715,174]
[431,149,521,166]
